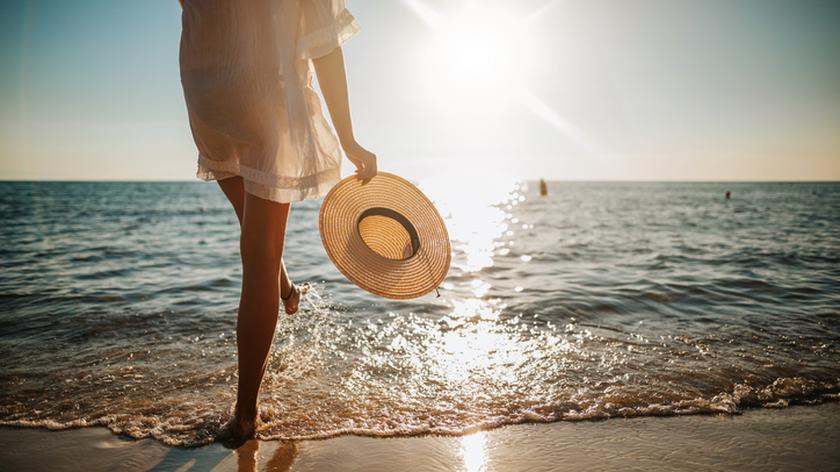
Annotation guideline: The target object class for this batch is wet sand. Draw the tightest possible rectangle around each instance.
[2,402,839,471]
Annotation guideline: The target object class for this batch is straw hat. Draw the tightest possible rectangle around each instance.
[319,172,451,300]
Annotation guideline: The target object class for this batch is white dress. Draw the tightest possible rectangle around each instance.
[179,0,360,203]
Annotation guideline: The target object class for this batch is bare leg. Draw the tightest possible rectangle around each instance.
[218,177,300,313]
[230,192,290,439]
[217,176,246,224]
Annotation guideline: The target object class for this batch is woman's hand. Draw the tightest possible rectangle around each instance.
[343,140,377,182]
[312,48,376,181]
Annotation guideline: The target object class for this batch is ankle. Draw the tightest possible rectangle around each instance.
[281,282,296,300]
[234,405,258,424]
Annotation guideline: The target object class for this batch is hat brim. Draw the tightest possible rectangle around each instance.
[319,172,451,300]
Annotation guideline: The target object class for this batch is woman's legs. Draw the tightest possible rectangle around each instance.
[233,191,290,433]
[215,177,304,443]
[218,177,296,305]
[217,176,246,223]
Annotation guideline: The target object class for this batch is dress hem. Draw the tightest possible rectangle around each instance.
[197,154,341,203]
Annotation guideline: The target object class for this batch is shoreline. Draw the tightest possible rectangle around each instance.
[2,402,839,471]
[2,378,837,447]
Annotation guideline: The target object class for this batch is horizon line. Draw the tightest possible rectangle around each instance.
[1,178,839,184]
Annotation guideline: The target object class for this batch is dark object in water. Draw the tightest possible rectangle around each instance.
[539,179,548,196]
[725,191,731,200]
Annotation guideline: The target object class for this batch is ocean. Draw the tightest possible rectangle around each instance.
[0,180,838,446]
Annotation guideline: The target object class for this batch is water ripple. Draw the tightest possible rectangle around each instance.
[1,181,839,446]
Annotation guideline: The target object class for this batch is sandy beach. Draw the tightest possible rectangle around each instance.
[3,0,840,469]
[2,402,838,471]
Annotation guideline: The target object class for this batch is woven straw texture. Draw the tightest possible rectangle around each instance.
[319,172,451,299]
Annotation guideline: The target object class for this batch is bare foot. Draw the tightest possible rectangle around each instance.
[281,282,309,315]
[215,414,256,449]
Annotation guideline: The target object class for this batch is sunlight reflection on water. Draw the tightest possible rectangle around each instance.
[419,176,529,389]
[420,175,521,274]
[462,431,488,472]
[4,182,840,445]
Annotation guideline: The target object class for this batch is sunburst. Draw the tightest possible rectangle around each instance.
[402,0,602,155]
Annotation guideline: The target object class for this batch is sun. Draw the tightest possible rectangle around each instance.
[416,4,538,110]
[405,0,602,154]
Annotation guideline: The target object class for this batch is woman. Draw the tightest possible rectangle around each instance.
[179,0,377,444]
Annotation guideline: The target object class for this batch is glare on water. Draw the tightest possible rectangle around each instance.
[462,431,488,472]
[418,176,530,387]
[2,181,840,446]
[420,175,520,273]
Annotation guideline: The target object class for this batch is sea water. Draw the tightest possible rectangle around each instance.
[0,180,838,446]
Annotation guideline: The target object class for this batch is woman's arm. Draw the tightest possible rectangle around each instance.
[313,47,377,181]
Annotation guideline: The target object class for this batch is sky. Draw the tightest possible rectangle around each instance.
[1,0,839,181]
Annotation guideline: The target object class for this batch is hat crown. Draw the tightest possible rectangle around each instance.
[356,207,420,261]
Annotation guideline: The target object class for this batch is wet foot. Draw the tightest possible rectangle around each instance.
[281,282,309,315]
[215,415,256,449]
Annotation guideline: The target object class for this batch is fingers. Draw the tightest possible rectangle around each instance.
[363,156,377,182]
[356,166,374,183]
[353,154,377,183]
[343,142,377,182]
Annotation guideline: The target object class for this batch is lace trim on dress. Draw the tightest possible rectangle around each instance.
[297,8,360,59]
[244,173,339,202]
[196,154,341,202]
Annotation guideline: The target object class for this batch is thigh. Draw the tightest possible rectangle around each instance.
[240,192,291,264]
[217,176,245,224]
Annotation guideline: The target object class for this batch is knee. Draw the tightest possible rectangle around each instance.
[240,233,283,273]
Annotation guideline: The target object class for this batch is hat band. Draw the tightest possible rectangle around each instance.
[356,207,420,261]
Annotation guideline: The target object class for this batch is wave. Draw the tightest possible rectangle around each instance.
[2,377,837,448]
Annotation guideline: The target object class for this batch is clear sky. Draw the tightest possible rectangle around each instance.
[1,0,839,181]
